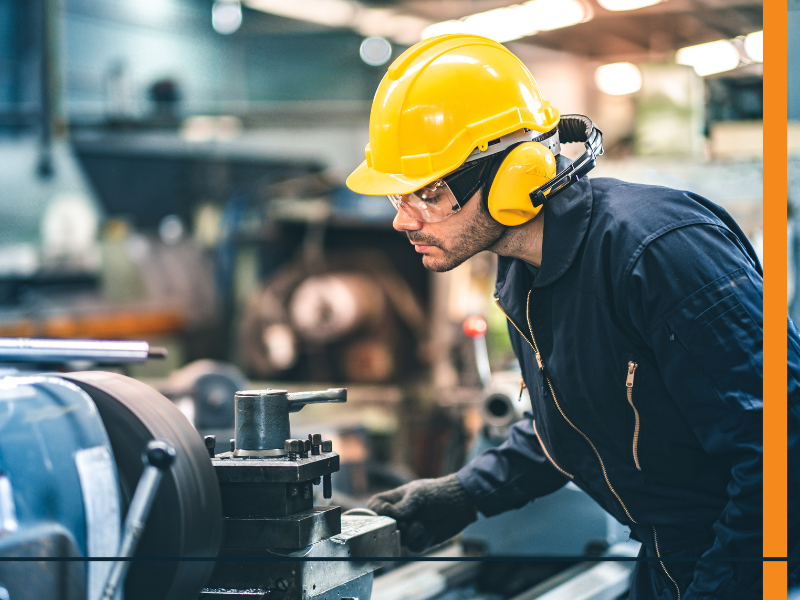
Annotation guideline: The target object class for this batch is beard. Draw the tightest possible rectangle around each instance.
[408,205,506,273]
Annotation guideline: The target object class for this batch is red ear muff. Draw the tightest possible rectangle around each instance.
[487,142,557,226]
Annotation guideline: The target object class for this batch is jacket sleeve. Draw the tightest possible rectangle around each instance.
[625,223,762,599]
[456,413,571,517]
[787,317,800,585]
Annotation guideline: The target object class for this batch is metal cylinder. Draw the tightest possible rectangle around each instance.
[234,389,290,457]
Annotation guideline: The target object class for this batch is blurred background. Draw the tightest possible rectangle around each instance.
[0,0,762,566]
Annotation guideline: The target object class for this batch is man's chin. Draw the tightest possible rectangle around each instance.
[421,253,465,273]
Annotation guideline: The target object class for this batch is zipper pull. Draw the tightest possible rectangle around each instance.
[626,361,638,387]
[535,352,543,370]
[518,379,527,401]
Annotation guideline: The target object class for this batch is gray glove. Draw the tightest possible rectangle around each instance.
[367,474,477,552]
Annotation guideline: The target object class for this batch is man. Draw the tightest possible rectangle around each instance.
[346,35,763,599]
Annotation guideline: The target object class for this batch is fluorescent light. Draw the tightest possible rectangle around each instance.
[527,0,587,31]
[212,1,242,35]
[594,62,642,95]
[243,0,356,27]
[422,0,588,44]
[360,37,392,66]
[676,40,740,77]
[744,30,763,63]
[596,0,660,11]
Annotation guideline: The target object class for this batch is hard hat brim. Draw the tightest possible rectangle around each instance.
[346,160,450,196]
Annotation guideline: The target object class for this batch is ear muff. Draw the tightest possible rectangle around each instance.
[487,142,557,226]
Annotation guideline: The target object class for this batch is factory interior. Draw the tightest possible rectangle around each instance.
[0,0,765,599]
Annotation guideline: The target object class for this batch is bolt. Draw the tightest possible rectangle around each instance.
[302,483,311,499]
[204,435,216,458]
[276,578,289,591]
[313,476,321,485]
[309,433,322,455]
[229,438,235,452]
[289,484,298,497]
[299,439,310,459]
[321,440,333,453]
[323,473,332,499]
[285,439,297,460]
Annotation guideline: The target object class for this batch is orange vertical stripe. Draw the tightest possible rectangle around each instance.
[763,0,788,598]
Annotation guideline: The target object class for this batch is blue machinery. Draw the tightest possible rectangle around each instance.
[0,339,398,600]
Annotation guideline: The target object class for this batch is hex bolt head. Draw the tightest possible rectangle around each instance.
[229,438,235,452]
[309,433,322,455]
[285,439,298,460]
[321,440,333,453]
[276,578,289,591]
[299,439,310,458]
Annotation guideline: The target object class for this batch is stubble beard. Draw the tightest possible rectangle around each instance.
[411,204,507,273]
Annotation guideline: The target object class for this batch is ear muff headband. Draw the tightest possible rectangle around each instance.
[529,115,604,209]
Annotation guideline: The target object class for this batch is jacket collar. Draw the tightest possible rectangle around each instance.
[495,156,593,311]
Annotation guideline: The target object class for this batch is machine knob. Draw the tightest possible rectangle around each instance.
[143,440,176,471]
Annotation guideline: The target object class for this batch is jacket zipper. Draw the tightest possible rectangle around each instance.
[533,420,574,479]
[652,526,682,600]
[626,361,642,471]
[494,294,638,525]
[496,294,679,597]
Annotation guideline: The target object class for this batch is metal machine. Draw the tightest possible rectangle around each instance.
[0,338,399,600]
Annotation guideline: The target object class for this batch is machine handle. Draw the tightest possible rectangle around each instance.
[101,440,176,600]
[287,388,347,412]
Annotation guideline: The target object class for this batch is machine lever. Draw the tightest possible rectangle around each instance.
[287,388,347,412]
[100,440,176,600]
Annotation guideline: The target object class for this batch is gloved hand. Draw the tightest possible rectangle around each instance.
[367,474,477,552]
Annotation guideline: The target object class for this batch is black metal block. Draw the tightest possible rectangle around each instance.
[213,452,339,483]
[219,481,313,518]
[221,506,342,549]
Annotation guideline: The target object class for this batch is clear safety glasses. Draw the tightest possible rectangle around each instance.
[387,160,489,223]
[387,180,462,223]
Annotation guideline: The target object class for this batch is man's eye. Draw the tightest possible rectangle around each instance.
[419,190,447,204]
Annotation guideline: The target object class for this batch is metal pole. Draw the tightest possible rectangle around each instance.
[0,338,167,363]
[100,441,176,600]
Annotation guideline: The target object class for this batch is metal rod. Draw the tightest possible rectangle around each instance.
[473,337,492,388]
[0,338,159,363]
[101,441,176,600]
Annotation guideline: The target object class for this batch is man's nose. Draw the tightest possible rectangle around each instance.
[393,207,423,232]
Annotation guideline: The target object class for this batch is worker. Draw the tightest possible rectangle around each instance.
[346,35,772,599]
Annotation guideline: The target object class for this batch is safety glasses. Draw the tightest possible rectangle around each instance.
[388,160,489,223]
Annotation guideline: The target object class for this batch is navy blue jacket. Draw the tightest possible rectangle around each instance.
[457,174,764,599]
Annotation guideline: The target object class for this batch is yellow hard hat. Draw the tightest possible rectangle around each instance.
[346,34,560,197]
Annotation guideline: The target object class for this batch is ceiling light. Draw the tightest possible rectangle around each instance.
[596,0,660,11]
[526,0,587,31]
[243,0,356,27]
[744,30,763,63]
[212,1,242,35]
[360,37,392,66]
[422,0,587,44]
[676,40,740,77]
[594,62,642,95]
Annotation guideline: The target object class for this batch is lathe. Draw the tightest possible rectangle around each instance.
[0,338,399,600]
